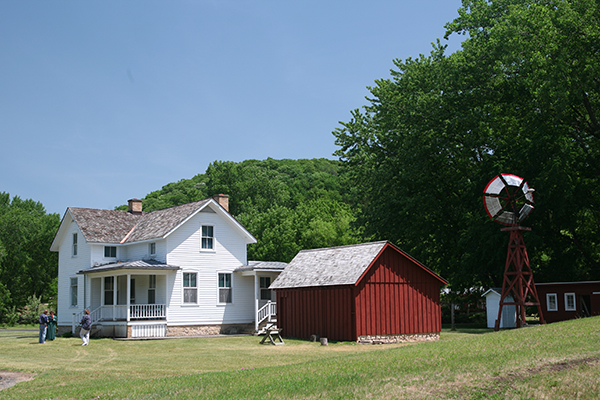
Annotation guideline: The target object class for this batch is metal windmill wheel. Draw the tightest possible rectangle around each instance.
[483,174,534,226]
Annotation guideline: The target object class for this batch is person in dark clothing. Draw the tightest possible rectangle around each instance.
[38,310,49,344]
[80,309,92,346]
[47,310,57,340]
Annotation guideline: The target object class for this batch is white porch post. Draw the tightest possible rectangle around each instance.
[126,273,131,322]
[165,273,168,321]
[254,273,259,332]
[112,275,117,321]
[84,274,88,311]
[100,276,105,319]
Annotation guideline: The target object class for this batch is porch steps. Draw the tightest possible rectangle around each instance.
[255,320,278,336]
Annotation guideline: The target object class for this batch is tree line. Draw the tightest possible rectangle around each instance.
[134,158,359,263]
[0,193,59,323]
[2,0,599,322]
[333,0,600,291]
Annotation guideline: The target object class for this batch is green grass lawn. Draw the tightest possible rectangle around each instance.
[1,317,599,399]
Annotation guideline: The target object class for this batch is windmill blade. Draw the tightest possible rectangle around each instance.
[519,204,534,221]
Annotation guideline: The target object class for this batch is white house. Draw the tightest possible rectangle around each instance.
[50,195,286,338]
[482,288,517,329]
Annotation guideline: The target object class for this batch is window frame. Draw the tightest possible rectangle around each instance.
[72,233,78,257]
[104,276,114,305]
[148,275,156,304]
[201,225,215,251]
[218,272,232,304]
[546,293,558,311]
[104,246,117,258]
[564,292,576,311]
[182,272,198,305]
[70,277,78,307]
[260,276,272,301]
[149,242,156,256]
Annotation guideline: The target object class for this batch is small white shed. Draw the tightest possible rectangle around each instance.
[482,288,517,329]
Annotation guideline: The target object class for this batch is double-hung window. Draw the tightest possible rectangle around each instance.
[183,272,197,304]
[148,275,156,304]
[218,273,232,303]
[72,233,78,256]
[201,225,214,250]
[149,242,156,256]
[104,246,117,258]
[260,277,272,301]
[565,293,576,311]
[104,277,114,305]
[70,277,78,307]
[546,293,557,311]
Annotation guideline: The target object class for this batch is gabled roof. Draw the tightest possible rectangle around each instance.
[482,288,502,297]
[68,207,144,244]
[123,199,212,243]
[270,240,447,289]
[50,197,256,251]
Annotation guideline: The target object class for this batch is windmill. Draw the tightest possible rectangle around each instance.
[483,174,545,330]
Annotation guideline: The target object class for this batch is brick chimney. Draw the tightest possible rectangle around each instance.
[212,194,229,212]
[128,198,143,215]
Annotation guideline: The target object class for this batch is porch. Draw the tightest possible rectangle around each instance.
[77,260,177,338]
[72,304,168,338]
[234,261,286,333]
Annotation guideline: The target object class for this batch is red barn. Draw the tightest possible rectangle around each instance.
[535,281,600,323]
[270,241,448,343]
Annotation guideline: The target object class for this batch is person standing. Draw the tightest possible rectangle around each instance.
[80,309,92,346]
[38,310,49,344]
[47,310,57,340]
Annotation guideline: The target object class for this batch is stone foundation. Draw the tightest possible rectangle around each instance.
[56,325,73,337]
[358,332,440,344]
[167,323,254,337]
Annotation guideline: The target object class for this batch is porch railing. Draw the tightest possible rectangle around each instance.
[72,304,166,333]
[257,301,277,325]
[130,304,165,319]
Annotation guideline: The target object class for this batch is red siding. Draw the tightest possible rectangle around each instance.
[354,246,442,336]
[535,282,600,323]
[277,285,355,341]
[276,244,445,341]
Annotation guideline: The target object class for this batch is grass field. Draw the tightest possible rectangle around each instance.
[1,317,599,399]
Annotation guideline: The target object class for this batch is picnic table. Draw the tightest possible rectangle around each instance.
[259,326,284,345]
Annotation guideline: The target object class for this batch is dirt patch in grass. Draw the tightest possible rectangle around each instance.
[487,356,600,395]
[0,371,36,391]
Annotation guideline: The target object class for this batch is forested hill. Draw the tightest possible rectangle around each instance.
[123,158,360,263]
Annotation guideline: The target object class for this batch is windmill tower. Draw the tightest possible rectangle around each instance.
[483,174,545,330]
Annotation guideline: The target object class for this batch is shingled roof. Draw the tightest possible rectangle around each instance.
[122,199,211,243]
[270,241,388,289]
[64,198,224,244]
[270,241,446,289]
[68,207,144,243]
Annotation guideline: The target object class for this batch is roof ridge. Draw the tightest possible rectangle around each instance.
[144,198,210,214]
[299,240,388,254]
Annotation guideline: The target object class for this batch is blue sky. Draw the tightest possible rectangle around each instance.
[1,1,464,215]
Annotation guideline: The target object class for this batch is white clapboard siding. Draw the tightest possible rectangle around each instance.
[57,219,91,327]
[164,209,253,325]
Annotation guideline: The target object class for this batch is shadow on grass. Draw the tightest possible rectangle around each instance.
[442,323,494,334]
